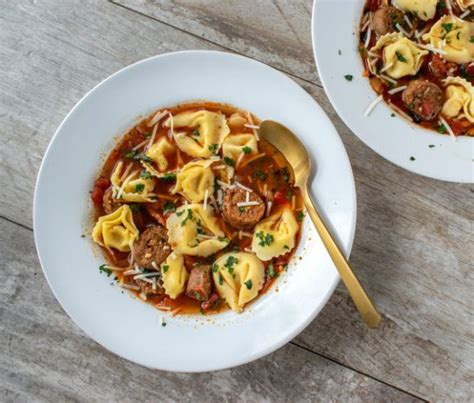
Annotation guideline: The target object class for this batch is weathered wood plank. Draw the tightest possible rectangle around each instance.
[0,1,472,401]
[0,217,419,403]
[114,0,318,84]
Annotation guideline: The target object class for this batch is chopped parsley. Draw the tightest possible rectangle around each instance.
[162,265,169,273]
[441,23,454,33]
[470,36,474,43]
[238,206,246,213]
[176,210,184,217]
[287,190,293,200]
[391,113,396,117]
[244,279,253,290]
[163,201,176,212]
[460,65,472,81]
[410,156,416,161]
[181,209,194,226]
[279,167,290,183]
[224,256,239,274]
[218,273,224,285]
[256,231,274,247]
[297,211,304,222]
[208,143,219,154]
[436,124,448,134]
[140,170,152,180]
[267,263,276,279]
[338,49,342,55]
[135,183,145,193]
[242,146,252,154]
[284,244,290,250]
[255,170,267,181]
[191,129,200,136]
[161,319,167,327]
[124,150,138,159]
[162,172,176,182]
[395,51,407,63]
[212,263,219,273]
[429,144,435,148]
[99,264,112,277]
[344,74,353,81]
[224,157,235,167]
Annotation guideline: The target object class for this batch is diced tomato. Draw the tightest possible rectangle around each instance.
[421,101,435,119]
[91,177,110,205]
[446,119,466,136]
[273,191,287,205]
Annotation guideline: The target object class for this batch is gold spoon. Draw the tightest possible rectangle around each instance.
[260,120,381,328]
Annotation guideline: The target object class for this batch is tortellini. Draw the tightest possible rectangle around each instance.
[212,252,264,313]
[164,110,230,158]
[166,204,228,257]
[251,207,299,261]
[145,137,175,172]
[222,134,259,164]
[456,0,474,11]
[92,205,138,252]
[371,33,428,79]
[111,161,155,202]
[394,0,438,21]
[160,252,188,299]
[422,16,474,64]
[442,77,474,123]
[172,160,215,203]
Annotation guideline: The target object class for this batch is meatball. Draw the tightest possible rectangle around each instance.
[402,80,444,121]
[222,187,265,230]
[133,226,171,269]
[372,6,405,35]
[186,265,212,301]
[103,187,121,214]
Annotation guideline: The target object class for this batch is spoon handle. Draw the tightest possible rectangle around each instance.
[302,187,382,328]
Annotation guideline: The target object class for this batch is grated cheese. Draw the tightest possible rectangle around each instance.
[235,181,253,192]
[236,151,245,168]
[245,191,250,203]
[217,189,223,206]
[239,152,265,168]
[146,122,159,150]
[209,194,219,211]
[379,62,394,73]
[119,283,140,291]
[388,85,407,95]
[266,201,272,217]
[388,102,413,122]
[134,272,161,280]
[217,180,233,189]
[236,201,260,207]
[379,74,398,85]
[459,10,470,19]
[417,43,447,55]
[438,116,456,141]
[132,139,149,151]
[364,95,384,117]
[246,112,260,140]
[364,26,372,49]
[147,110,168,128]
[213,164,226,170]
[203,189,209,210]
[395,23,411,37]
[403,14,413,29]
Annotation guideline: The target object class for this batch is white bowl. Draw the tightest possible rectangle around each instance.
[34,51,356,372]
[312,0,473,183]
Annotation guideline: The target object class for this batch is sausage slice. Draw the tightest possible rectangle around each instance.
[186,265,212,301]
[373,6,405,36]
[133,226,171,269]
[222,187,265,230]
[402,80,444,121]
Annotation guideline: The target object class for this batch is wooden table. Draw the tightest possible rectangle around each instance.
[1,1,472,401]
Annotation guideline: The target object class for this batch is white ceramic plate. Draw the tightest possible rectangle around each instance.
[312,0,473,183]
[34,51,356,372]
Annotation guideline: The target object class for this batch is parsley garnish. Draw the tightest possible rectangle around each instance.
[191,129,200,136]
[441,23,454,33]
[255,170,267,181]
[181,209,194,226]
[176,210,184,217]
[218,273,224,285]
[470,36,474,43]
[284,244,290,250]
[344,74,353,81]
[208,143,219,154]
[460,65,472,81]
[242,146,252,154]
[162,265,169,273]
[124,150,138,159]
[297,211,304,222]
[140,170,152,180]
[163,201,176,212]
[244,279,253,290]
[162,172,176,182]
[410,156,416,161]
[135,183,145,193]
[224,157,235,167]
[99,264,112,277]
[224,256,239,274]
[396,51,407,63]
[428,144,435,148]
[256,231,274,247]
[130,203,141,212]
[436,124,447,134]
[267,263,276,279]
[212,263,219,273]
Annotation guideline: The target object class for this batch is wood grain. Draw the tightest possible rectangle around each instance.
[0,217,418,402]
[0,1,472,401]
[113,0,318,84]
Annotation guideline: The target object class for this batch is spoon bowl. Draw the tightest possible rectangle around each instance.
[260,120,381,328]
